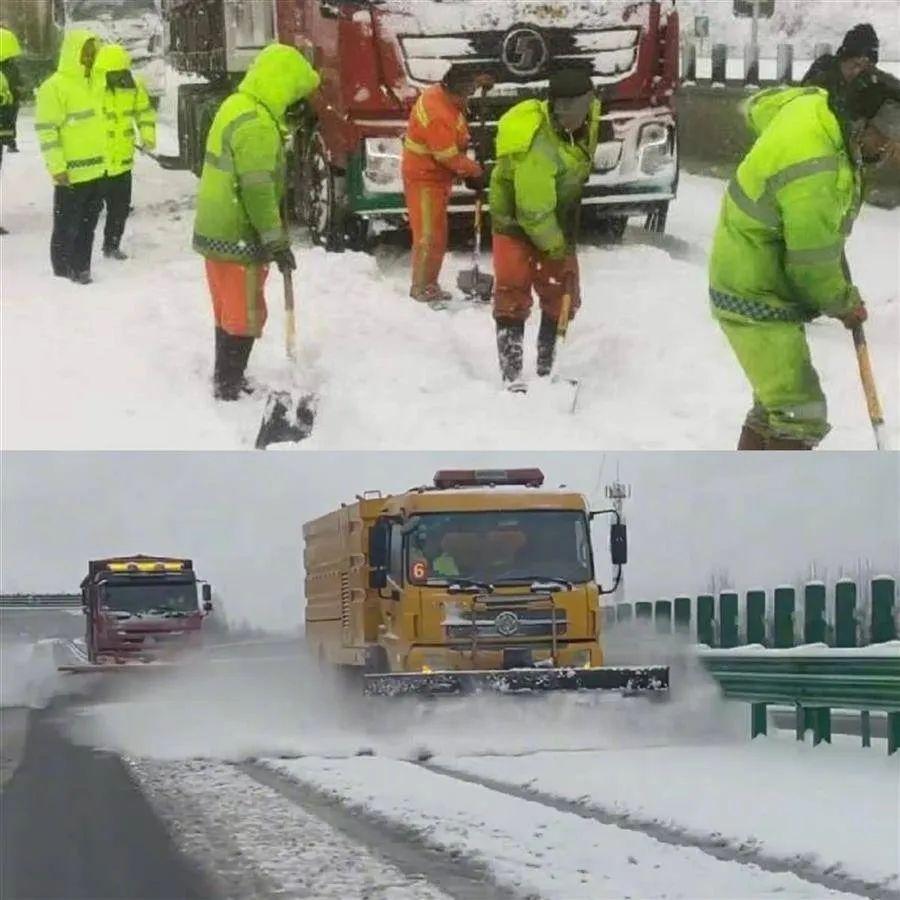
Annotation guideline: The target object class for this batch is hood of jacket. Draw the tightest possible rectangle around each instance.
[495,99,546,157]
[0,28,22,63]
[93,43,132,78]
[238,43,320,120]
[57,29,98,79]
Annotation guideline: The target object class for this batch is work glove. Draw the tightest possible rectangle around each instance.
[836,287,868,329]
[52,172,70,186]
[271,247,296,274]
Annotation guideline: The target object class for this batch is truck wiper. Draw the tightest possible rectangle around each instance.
[493,575,573,591]
[444,578,494,594]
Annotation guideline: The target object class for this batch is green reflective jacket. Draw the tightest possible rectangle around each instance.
[0,29,22,141]
[35,30,107,184]
[489,98,600,258]
[93,43,156,177]
[193,43,320,263]
[709,86,861,323]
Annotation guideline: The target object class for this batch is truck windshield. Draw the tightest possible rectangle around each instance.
[66,0,157,19]
[102,581,197,616]
[405,510,592,586]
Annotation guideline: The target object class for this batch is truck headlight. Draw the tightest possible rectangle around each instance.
[638,122,673,176]
[363,137,402,189]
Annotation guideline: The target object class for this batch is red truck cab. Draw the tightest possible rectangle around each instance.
[80,556,213,664]
[164,0,679,247]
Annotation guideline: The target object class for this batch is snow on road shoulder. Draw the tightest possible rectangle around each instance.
[436,738,900,892]
[2,111,897,450]
[266,755,863,899]
[129,758,452,900]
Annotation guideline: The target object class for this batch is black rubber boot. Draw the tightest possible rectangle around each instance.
[214,330,255,401]
[737,425,767,450]
[496,318,525,385]
[536,312,558,377]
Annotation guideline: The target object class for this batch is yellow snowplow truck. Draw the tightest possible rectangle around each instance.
[304,468,668,697]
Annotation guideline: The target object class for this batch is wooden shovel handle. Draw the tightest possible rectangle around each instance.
[852,324,884,426]
[284,269,297,363]
[556,270,576,340]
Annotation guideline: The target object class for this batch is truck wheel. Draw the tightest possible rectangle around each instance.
[596,215,627,244]
[644,202,669,234]
[299,129,342,250]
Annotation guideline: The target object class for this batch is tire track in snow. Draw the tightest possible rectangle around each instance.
[418,760,895,900]
[240,761,521,900]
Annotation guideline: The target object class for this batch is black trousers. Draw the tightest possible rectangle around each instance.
[51,179,104,277]
[102,171,133,252]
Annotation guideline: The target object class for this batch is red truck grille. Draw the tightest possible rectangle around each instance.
[398,27,641,86]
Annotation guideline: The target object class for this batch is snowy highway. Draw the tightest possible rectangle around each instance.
[2,112,898,451]
[2,646,898,900]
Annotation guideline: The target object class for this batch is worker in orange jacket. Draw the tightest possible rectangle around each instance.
[402,66,489,303]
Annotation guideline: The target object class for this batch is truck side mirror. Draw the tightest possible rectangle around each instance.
[201,584,213,612]
[610,523,628,566]
[369,519,390,589]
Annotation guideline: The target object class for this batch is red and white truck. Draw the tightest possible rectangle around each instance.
[163,0,679,247]
[62,555,214,671]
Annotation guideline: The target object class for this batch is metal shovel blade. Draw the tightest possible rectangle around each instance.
[255,390,316,449]
[456,268,494,303]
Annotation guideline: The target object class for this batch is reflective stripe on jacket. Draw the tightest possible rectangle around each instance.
[401,84,480,184]
[709,86,861,323]
[488,98,600,259]
[193,43,320,263]
[34,30,106,184]
[93,43,157,176]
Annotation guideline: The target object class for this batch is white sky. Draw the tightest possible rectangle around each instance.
[1,452,897,631]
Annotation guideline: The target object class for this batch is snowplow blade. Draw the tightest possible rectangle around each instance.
[57,663,181,674]
[364,665,669,697]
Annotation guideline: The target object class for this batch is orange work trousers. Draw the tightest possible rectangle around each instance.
[204,259,270,338]
[404,177,451,292]
[492,233,581,323]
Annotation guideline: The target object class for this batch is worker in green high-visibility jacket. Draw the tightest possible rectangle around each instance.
[709,77,896,450]
[35,30,106,283]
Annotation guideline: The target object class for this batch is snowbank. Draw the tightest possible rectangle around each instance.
[438,737,900,891]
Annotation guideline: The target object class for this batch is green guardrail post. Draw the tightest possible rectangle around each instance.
[697,594,715,646]
[616,603,632,624]
[860,710,871,748]
[888,713,899,756]
[751,702,767,738]
[635,601,653,624]
[795,703,806,741]
[835,580,857,647]
[804,582,827,644]
[719,592,739,648]
[602,606,616,631]
[746,589,766,645]
[811,708,832,746]
[654,599,672,633]
[871,576,896,643]
[674,596,691,633]
[774,586,795,648]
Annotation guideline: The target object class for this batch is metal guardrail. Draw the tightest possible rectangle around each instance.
[0,594,82,609]
[700,644,900,755]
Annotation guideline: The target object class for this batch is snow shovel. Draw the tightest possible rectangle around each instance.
[456,85,493,303]
[549,274,581,413]
[456,192,493,303]
[254,269,316,449]
[851,323,888,450]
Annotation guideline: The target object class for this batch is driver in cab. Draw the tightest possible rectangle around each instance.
[409,528,459,580]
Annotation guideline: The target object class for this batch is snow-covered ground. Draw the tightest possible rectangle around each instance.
[130,758,453,900]
[2,111,897,451]
[264,753,873,899]
[435,738,900,892]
